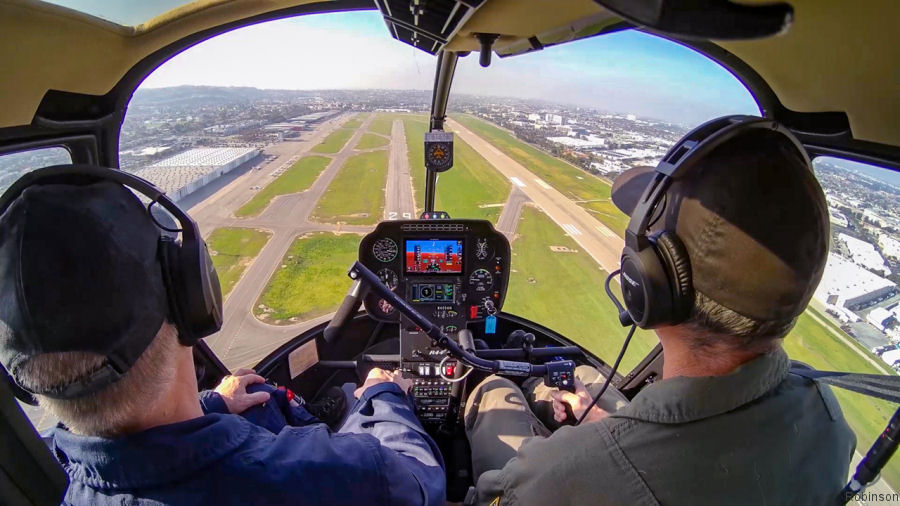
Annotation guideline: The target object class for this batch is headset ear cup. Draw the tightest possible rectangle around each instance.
[654,231,693,323]
[158,237,191,345]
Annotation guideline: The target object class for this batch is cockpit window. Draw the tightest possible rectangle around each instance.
[0,147,71,195]
[445,30,761,370]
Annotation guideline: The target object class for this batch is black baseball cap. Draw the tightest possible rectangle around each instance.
[611,127,829,322]
[0,180,170,399]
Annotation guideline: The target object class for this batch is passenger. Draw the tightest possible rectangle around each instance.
[464,127,856,505]
[0,180,444,505]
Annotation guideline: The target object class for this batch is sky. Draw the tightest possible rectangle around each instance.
[136,11,759,125]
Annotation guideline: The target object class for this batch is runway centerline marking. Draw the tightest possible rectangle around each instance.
[510,177,527,188]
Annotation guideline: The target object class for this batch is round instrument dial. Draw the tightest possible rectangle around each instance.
[377,268,399,290]
[468,268,494,292]
[425,142,452,171]
[372,238,398,262]
[475,237,492,260]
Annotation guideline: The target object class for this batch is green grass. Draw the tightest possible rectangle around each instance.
[784,310,900,488]
[207,227,271,298]
[356,133,390,150]
[343,113,368,130]
[369,114,396,136]
[452,114,630,236]
[235,156,330,217]
[311,150,388,225]
[255,232,362,322]
[403,116,509,222]
[312,128,355,154]
[503,207,657,371]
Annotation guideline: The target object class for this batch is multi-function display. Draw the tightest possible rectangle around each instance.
[405,239,463,274]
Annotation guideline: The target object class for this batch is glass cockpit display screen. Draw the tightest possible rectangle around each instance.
[405,239,463,274]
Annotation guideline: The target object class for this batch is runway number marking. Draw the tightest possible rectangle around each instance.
[562,224,582,236]
[510,177,527,188]
[387,212,413,220]
[534,178,552,189]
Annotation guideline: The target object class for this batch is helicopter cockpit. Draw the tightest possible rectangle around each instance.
[2,0,900,505]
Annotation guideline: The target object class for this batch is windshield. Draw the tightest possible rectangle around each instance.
[112,11,900,489]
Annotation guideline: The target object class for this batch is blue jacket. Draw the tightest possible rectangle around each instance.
[49,383,445,505]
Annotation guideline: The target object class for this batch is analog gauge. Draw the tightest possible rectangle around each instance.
[372,238,398,262]
[468,268,494,292]
[443,325,459,333]
[377,268,399,290]
[475,237,492,260]
[378,299,395,316]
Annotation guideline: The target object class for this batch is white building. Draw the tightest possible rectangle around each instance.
[813,253,897,310]
[546,136,606,149]
[135,147,260,202]
[527,113,541,122]
[838,233,891,275]
[880,234,900,261]
[544,114,563,125]
[868,307,898,333]
[828,207,849,228]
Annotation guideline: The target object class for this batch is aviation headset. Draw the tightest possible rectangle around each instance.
[619,115,811,329]
[0,164,223,347]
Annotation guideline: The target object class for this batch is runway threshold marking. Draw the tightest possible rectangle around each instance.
[595,225,615,238]
[534,178,552,189]
[510,177,527,188]
[562,224,582,236]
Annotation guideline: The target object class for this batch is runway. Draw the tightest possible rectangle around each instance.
[446,118,623,274]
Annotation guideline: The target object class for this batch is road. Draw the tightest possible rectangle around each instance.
[495,187,530,239]
[447,118,622,274]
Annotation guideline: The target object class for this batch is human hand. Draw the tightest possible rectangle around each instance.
[354,368,413,398]
[214,368,271,414]
[550,379,610,424]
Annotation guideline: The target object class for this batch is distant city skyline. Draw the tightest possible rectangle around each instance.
[140,11,759,126]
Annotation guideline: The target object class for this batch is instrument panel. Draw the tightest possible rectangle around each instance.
[359,220,511,331]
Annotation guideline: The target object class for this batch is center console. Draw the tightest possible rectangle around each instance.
[358,220,511,423]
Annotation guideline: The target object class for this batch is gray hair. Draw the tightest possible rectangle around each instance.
[681,290,796,354]
[16,322,180,437]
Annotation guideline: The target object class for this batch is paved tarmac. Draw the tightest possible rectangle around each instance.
[447,118,623,274]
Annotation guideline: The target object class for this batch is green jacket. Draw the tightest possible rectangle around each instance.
[473,348,856,505]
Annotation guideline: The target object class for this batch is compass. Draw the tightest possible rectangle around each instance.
[424,131,454,172]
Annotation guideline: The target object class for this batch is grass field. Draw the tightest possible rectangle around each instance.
[503,207,658,371]
[255,232,361,322]
[207,227,271,298]
[369,114,396,136]
[342,113,368,130]
[311,149,388,225]
[356,133,390,150]
[312,127,355,154]
[235,156,330,217]
[452,114,630,236]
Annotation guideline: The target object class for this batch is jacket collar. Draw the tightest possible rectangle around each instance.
[51,413,250,490]
[611,347,791,424]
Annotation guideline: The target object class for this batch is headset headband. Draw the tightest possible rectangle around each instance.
[625,115,810,250]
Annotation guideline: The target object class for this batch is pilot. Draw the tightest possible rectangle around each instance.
[464,123,856,505]
[0,179,445,505]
